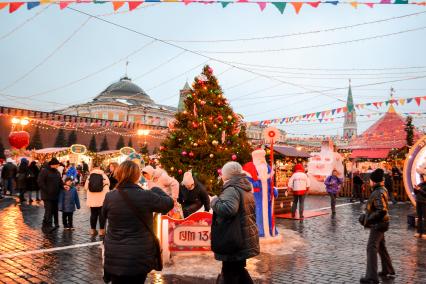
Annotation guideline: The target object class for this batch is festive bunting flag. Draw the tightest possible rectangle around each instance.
[394,0,408,3]
[399,98,405,105]
[326,0,339,5]
[59,1,72,9]
[364,2,374,7]
[272,2,286,13]
[307,1,320,7]
[40,0,52,4]
[331,109,336,115]
[342,106,348,112]
[0,2,8,10]
[415,97,422,106]
[417,2,426,6]
[112,1,125,10]
[27,2,40,9]
[9,2,24,13]
[128,1,143,10]
[407,98,413,104]
[350,1,358,8]
[318,118,323,123]
[316,112,321,118]
[257,2,267,11]
[291,2,303,13]
[380,0,391,3]
[221,1,231,8]
[336,108,342,114]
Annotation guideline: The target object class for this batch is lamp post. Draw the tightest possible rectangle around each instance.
[137,129,150,152]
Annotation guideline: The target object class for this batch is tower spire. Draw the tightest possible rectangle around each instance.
[343,79,357,139]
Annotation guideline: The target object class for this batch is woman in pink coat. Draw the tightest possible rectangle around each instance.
[85,163,110,237]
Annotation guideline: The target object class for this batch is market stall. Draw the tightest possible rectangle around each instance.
[32,145,93,167]
[97,147,136,169]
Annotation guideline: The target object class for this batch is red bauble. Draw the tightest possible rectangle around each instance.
[217,115,223,122]
[231,154,237,161]
[182,151,188,156]
[9,131,30,149]
[189,151,194,158]
[178,169,183,175]
[217,169,222,175]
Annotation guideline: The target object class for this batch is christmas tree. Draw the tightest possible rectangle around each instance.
[128,138,133,148]
[140,143,149,154]
[160,65,252,194]
[116,136,125,150]
[0,138,5,160]
[54,129,67,147]
[88,135,97,152]
[100,135,109,151]
[405,115,414,147]
[67,130,77,147]
[28,128,43,150]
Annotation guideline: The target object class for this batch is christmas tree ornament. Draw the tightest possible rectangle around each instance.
[207,66,213,74]
[212,140,219,146]
[200,100,206,106]
[182,151,187,156]
[209,154,214,158]
[227,115,233,121]
[189,151,194,158]
[232,154,237,161]
[221,131,226,144]
[217,115,223,122]
[197,74,208,82]
[193,143,198,147]
[193,103,198,117]
[217,169,222,175]
[170,167,175,171]
[178,169,183,175]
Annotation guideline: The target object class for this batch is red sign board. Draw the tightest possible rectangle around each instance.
[162,212,212,252]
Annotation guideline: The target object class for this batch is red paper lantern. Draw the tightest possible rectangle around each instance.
[9,131,30,149]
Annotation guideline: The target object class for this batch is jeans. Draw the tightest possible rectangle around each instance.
[3,178,14,195]
[365,229,395,281]
[28,190,40,200]
[291,194,305,218]
[90,207,106,229]
[219,260,253,284]
[417,202,426,235]
[328,192,337,213]
[62,212,74,228]
[43,200,59,228]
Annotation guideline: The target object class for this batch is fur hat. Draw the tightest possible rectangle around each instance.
[182,171,194,188]
[48,157,60,166]
[222,161,243,180]
[370,168,385,183]
[294,164,304,172]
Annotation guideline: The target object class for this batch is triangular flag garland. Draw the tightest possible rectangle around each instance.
[1,0,425,15]
[272,1,286,13]
[249,95,425,125]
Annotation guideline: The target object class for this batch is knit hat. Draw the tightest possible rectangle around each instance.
[221,161,242,181]
[48,157,60,165]
[142,165,155,178]
[370,168,385,183]
[6,158,14,163]
[294,164,304,172]
[182,171,194,189]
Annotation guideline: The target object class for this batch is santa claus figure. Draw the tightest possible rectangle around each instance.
[243,149,278,238]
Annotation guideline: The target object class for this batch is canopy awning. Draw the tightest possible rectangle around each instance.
[267,145,311,158]
[350,149,390,159]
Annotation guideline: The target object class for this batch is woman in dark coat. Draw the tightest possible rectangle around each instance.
[28,161,41,202]
[211,161,260,284]
[102,161,174,284]
[16,158,30,203]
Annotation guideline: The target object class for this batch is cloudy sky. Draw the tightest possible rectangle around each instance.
[1,2,426,136]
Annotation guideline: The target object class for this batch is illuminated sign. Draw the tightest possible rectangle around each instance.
[120,147,136,156]
[403,135,426,206]
[70,144,87,155]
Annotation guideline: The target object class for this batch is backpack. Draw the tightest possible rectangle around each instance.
[88,173,104,192]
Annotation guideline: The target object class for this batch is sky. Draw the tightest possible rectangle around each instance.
[1,2,426,137]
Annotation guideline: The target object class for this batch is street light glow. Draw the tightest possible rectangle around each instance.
[11,117,20,124]
[20,118,29,126]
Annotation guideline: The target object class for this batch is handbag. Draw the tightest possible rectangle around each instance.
[118,189,163,271]
[211,187,244,255]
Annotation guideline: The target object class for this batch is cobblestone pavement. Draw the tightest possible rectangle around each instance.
[0,191,425,284]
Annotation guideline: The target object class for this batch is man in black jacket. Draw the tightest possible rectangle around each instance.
[351,171,364,203]
[1,158,17,196]
[178,171,210,218]
[38,158,63,233]
[414,172,426,239]
[360,169,395,284]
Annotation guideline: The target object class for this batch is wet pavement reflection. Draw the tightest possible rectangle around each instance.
[0,193,425,283]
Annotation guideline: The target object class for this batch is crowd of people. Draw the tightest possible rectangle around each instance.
[1,154,425,284]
